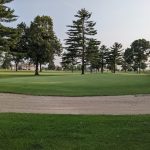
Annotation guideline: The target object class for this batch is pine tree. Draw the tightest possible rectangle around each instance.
[66,8,99,74]
[0,0,17,51]
[62,23,80,72]
[86,39,100,72]
[109,42,123,73]
[99,45,109,73]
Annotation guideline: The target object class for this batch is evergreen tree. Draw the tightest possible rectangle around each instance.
[0,0,17,51]
[99,45,109,73]
[66,8,99,74]
[109,42,123,73]
[62,24,79,72]
[86,39,100,72]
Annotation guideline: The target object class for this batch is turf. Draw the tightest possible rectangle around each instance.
[0,113,150,150]
[0,71,149,96]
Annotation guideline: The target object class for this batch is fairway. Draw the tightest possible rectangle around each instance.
[0,114,150,150]
[0,71,150,96]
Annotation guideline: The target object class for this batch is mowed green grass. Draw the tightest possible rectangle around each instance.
[0,71,150,96]
[0,114,150,150]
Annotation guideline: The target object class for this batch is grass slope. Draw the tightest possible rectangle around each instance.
[0,71,150,96]
[0,114,150,150]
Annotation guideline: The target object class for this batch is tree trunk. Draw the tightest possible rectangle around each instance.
[101,61,104,74]
[35,59,39,76]
[81,62,85,75]
[71,65,74,73]
[81,18,85,75]
[139,62,141,74]
[113,58,116,73]
[40,63,42,72]
[15,63,18,72]
[90,66,93,74]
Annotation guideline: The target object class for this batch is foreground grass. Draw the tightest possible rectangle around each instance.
[0,114,150,150]
[0,71,150,96]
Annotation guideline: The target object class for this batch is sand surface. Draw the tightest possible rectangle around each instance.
[0,93,150,115]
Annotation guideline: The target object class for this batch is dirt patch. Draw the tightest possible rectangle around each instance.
[0,93,150,115]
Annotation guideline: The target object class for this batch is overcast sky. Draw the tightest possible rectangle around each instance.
[6,0,150,65]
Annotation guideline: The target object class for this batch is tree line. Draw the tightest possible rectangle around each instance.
[62,9,150,74]
[0,0,62,75]
[0,0,150,75]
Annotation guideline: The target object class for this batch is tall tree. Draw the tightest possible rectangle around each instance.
[27,16,62,75]
[86,39,100,72]
[122,48,133,72]
[9,22,28,71]
[99,45,109,73]
[62,25,79,72]
[66,8,99,74]
[109,42,123,73]
[131,39,150,73]
[0,0,17,52]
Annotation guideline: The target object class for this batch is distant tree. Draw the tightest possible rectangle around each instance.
[9,22,28,71]
[86,39,100,72]
[11,52,24,71]
[131,39,150,73]
[141,62,147,71]
[27,16,62,75]
[66,8,99,74]
[48,60,55,70]
[122,48,133,72]
[109,42,123,73]
[1,52,12,69]
[99,45,109,73]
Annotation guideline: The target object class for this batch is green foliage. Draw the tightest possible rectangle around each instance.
[0,0,17,51]
[9,22,28,71]
[1,52,12,69]
[65,8,100,74]
[122,39,150,73]
[109,42,123,73]
[86,39,100,71]
[131,39,150,73]
[122,48,133,72]
[99,45,109,73]
[27,16,62,75]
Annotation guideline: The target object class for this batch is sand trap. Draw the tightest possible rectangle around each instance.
[0,93,150,115]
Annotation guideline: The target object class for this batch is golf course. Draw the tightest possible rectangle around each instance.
[0,71,150,149]
[1,0,150,149]
[0,71,149,96]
